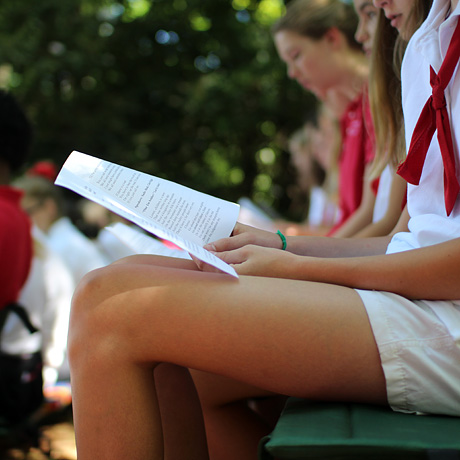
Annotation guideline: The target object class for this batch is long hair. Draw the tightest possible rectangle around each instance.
[271,0,361,51]
[368,0,432,178]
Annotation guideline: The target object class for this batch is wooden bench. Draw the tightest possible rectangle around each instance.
[258,398,460,459]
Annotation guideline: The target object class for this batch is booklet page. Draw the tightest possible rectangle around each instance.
[55,151,240,277]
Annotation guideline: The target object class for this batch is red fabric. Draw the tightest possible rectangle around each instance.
[397,20,460,216]
[0,186,33,308]
[327,91,376,235]
[26,160,58,183]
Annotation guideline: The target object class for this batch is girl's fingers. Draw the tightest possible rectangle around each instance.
[204,223,282,253]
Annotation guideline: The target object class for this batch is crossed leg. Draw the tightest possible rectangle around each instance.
[68,255,387,460]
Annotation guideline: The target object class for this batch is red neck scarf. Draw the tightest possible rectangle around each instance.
[397,18,460,216]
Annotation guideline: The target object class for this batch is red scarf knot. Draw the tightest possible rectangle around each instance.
[397,19,460,216]
[431,68,447,110]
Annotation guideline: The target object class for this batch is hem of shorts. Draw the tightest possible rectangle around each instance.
[354,288,415,414]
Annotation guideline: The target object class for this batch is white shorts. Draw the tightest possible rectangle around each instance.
[356,289,460,416]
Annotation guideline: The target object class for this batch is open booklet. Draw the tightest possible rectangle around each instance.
[54,151,240,278]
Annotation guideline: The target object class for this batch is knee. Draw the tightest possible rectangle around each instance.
[71,265,114,315]
[70,267,107,329]
[67,267,118,371]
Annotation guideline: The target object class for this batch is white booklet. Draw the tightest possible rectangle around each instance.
[55,151,240,278]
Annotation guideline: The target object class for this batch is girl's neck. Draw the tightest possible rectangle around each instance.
[328,51,368,117]
[444,0,457,21]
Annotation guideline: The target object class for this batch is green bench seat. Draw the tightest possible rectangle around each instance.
[259,398,460,459]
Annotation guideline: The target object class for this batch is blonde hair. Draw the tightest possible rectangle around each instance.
[14,175,66,218]
[368,0,432,179]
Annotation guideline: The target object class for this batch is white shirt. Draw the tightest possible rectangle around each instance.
[96,226,137,263]
[1,227,75,385]
[47,216,108,284]
[307,186,338,228]
[386,0,460,343]
[387,0,460,254]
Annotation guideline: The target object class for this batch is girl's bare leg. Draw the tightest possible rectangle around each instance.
[78,257,254,460]
[191,370,284,460]
[68,258,387,460]
[155,364,209,460]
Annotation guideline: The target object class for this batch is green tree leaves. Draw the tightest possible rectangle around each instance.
[0,0,314,219]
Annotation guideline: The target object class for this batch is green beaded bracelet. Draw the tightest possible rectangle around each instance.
[277,230,287,250]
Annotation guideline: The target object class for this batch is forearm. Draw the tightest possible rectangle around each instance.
[288,238,460,300]
[284,204,409,258]
[285,234,391,257]
[211,222,392,259]
[328,206,374,238]
[354,175,407,239]
[352,217,396,238]
[330,175,377,238]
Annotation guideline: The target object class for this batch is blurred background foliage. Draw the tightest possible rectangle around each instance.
[0,0,317,220]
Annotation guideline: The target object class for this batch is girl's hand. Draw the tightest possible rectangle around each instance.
[204,223,284,253]
[198,244,296,278]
